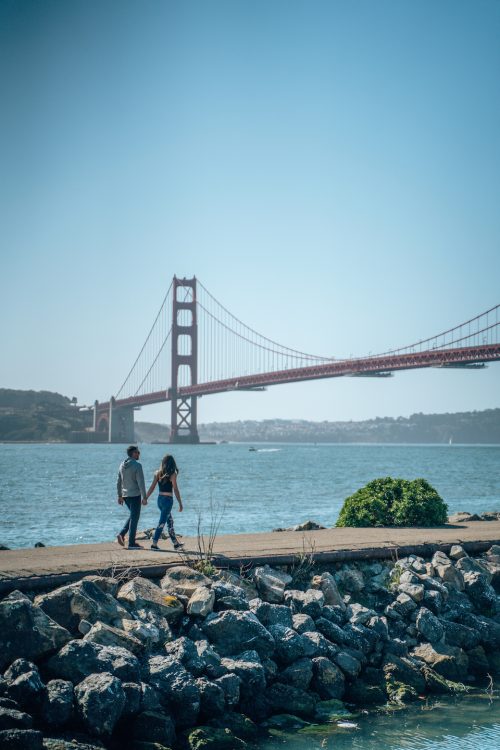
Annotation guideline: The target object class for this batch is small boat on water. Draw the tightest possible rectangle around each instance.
[249,447,257,452]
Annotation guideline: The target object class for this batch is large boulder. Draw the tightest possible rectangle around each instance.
[275,657,313,690]
[219,656,266,700]
[74,672,125,737]
[202,611,275,659]
[196,677,226,719]
[311,572,345,608]
[383,654,426,694]
[195,640,225,679]
[164,637,205,676]
[47,640,141,684]
[117,577,184,621]
[463,571,499,613]
[34,580,129,633]
[83,621,144,654]
[416,608,444,645]
[40,679,74,728]
[265,683,316,718]
[0,591,71,670]
[268,625,312,665]
[441,620,480,650]
[412,643,469,681]
[187,587,215,617]
[250,600,293,629]
[147,655,200,728]
[253,565,292,604]
[283,589,324,619]
[160,566,212,598]
[0,707,33,730]
[311,657,345,700]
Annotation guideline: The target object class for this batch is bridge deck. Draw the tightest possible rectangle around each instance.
[2,521,500,594]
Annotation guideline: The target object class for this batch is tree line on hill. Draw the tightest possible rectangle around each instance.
[0,389,498,443]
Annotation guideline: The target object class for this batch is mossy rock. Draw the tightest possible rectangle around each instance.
[314,699,352,723]
[132,743,173,750]
[423,666,469,694]
[185,727,246,750]
[345,680,387,705]
[209,713,259,741]
[336,477,448,528]
[263,714,311,731]
[385,679,419,704]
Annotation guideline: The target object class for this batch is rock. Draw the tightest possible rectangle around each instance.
[47,640,141,684]
[463,571,498,612]
[466,645,490,675]
[117,578,184,621]
[449,545,467,561]
[448,512,481,523]
[214,674,240,706]
[264,713,310,730]
[456,557,492,580]
[347,603,375,625]
[300,631,337,659]
[0,729,43,749]
[382,655,426,694]
[268,625,310,665]
[346,680,387,705]
[416,607,444,645]
[74,672,125,737]
[215,596,249,612]
[39,737,105,750]
[211,580,247,602]
[394,593,418,618]
[293,520,326,531]
[275,658,313,690]
[216,571,258,601]
[311,573,345,609]
[0,590,71,670]
[132,609,174,645]
[334,651,362,678]
[160,566,212,598]
[398,583,425,603]
[291,613,315,633]
[121,619,164,650]
[314,698,352,722]
[423,590,444,615]
[147,656,200,728]
[34,579,129,633]
[81,575,121,598]
[185,726,245,750]
[321,605,347,626]
[83,621,144,654]
[195,640,225,679]
[164,637,205,676]
[315,617,346,645]
[442,620,481,650]
[311,657,345,700]
[121,681,142,716]
[250,601,293,629]
[219,657,266,700]
[201,611,275,659]
[265,683,316,718]
[459,613,500,649]
[253,565,292,604]
[187,587,215,617]
[335,567,365,593]
[412,643,469,681]
[4,663,45,711]
[132,710,176,747]
[432,555,465,591]
[0,707,33,730]
[196,677,226,719]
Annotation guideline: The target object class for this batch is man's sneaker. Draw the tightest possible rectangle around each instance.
[151,544,160,550]
[116,534,125,547]
[127,544,143,550]
[173,541,184,550]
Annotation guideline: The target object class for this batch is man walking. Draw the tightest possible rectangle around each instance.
[116,445,147,550]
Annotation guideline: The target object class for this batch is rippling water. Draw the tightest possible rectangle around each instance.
[256,690,500,750]
[1,442,499,549]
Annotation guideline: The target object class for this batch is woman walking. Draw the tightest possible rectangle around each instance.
[146,454,184,550]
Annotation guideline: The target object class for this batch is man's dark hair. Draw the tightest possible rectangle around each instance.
[127,445,139,457]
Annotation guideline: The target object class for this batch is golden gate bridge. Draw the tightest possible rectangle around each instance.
[92,277,500,443]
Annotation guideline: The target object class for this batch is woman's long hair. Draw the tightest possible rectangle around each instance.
[158,454,178,481]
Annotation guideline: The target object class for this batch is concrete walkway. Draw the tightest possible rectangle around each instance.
[2,521,500,594]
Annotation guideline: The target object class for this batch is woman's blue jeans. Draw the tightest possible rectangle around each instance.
[153,495,178,545]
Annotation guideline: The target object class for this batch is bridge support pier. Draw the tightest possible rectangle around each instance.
[170,276,200,444]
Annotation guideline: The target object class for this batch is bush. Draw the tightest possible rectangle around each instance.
[335,477,448,528]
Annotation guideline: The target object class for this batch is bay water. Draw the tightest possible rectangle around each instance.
[1,442,499,550]
[1,442,500,749]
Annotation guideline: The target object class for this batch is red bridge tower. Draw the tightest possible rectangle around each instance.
[170,276,200,444]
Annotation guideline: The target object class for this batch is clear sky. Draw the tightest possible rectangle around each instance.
[1,0,499,425]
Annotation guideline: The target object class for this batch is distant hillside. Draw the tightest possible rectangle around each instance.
[136,408,500,444]
[0,389,92,441]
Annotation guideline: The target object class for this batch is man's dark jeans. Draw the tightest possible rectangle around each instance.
[119,496,142,547]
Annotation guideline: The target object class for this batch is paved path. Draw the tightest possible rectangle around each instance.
[2,521,500,594]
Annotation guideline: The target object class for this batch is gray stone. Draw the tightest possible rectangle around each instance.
[383,654,426,694]
[0,729,43,749]
[164,637,205,676]
[196,677,226,719]
[132,709,176,747]
[398,583,425,602]
[201,610,275,659]
[463,571,499,612]
[117,577,184,620]
[0,591,71,671]
[301,630,337,659]
[214,673,240,706]
[334,651,361,678]
[276,657,313,690]
[315,617,346,645]
[186,586,215,617]
[219,656,266,701]
[412,642,469,681]
[442,620,481,650]
[251,600,293,628]
[311,656,345,700]
[416,607,444,645]
[74,672,125,737]
[160,565,212,598]
[268,624,309,665]
[335,567,365,593]
[311,572,345,608]
[121,681,142,717]
[292,613,316,633]
[0,707,33,730]
[449,545,467,561]
[347,602,375,625]
[265,682,316,718]
[147,655,200,727]
[47,639,141,684]
[34,579,129,634]
[195,640,225,679]
[83,621,144,654]
[4,665,45,711]
[253,565,292,603]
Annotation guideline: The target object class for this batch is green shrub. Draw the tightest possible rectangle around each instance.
[335,476,448,528]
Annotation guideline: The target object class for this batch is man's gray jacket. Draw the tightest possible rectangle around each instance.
[117,457,147,500]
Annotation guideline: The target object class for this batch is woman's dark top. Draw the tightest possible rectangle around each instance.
[157,471,173,493]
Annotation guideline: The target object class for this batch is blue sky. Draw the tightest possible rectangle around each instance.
[1,0,499,425]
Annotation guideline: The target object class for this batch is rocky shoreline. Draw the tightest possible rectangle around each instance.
[2,541,500,750]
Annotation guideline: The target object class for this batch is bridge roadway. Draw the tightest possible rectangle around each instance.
[2,520,500,595]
